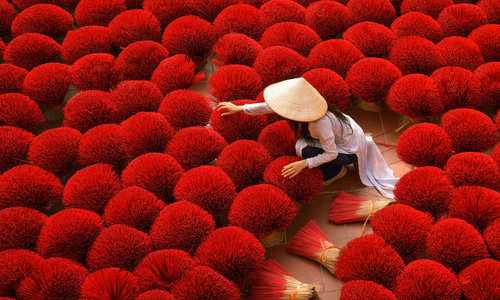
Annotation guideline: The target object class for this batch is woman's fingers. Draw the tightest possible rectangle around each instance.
[282,161,306,178]
[284,170,298,178]
[216,102,230,110]
[216,102,227,110]
[282,163,296,172]
[282,166,297,178]
[217,102,237,116]
[221,109,237,116]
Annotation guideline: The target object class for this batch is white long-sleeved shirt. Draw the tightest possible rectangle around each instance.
[242,102,399,199]
[243,102,348,168]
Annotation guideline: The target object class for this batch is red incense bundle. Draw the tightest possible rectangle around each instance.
[249,260,317,300]
[329,191,394,224]
[287,220,405,289]
[286,220,340,274]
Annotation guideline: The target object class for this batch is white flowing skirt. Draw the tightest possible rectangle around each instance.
[296,135,399,199]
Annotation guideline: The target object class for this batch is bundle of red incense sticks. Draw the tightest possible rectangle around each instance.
[249,259,317,300]
[329,191,395,224]
[286,220,405,288]
[286,220,340,274]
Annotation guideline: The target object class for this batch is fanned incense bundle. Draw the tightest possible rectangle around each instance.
[286,220,340,274]
[288,221,405,288]
[329,192,394,224]
[249,260,317,300]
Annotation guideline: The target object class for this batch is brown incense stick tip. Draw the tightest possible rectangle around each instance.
[356,199,396,219]
[249,260,317,300]
[359,100,382,112]
[314,240,341,275]
[259,230,285,248]
[284,276,318,300]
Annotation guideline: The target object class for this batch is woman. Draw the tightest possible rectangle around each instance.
[217,77,398,199]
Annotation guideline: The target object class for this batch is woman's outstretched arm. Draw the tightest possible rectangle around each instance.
[241,102,273,115]
[217,102,273,116]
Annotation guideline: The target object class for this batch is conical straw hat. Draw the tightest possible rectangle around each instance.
[263,77,328,122]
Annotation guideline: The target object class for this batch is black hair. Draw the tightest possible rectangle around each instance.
[288,102,353,141]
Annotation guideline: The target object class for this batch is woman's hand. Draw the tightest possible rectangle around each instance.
[216,102,243,116]
[282,160,308,178]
